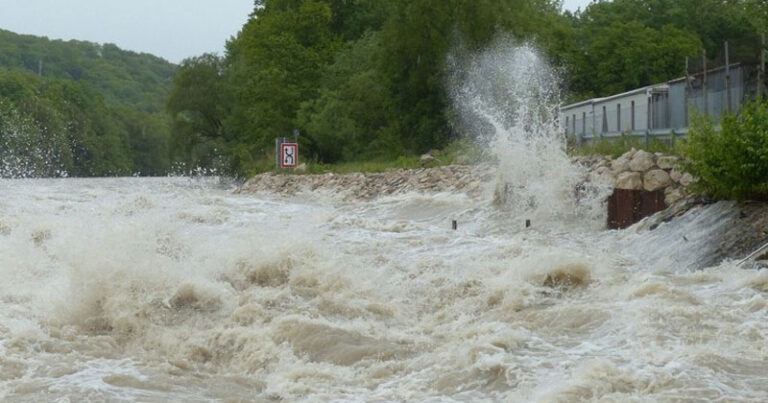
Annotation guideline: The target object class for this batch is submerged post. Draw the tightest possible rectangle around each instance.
[525,219,531,228]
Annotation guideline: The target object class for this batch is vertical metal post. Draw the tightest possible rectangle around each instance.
[761,32,766,99]
[703,49,708,115]
[725,41,732,112]
[685,57,690,126]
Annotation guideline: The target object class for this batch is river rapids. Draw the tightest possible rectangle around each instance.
[0,177,767,402]
[2,41,768,402]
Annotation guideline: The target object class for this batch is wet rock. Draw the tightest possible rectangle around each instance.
[629,150,656,172]
[615,171,643,190]
[665,186,686,206]
[644,169,672,192]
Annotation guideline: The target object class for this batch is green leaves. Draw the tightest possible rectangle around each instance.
[684,100,768,200]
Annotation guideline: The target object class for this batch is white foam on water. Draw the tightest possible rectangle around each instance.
[0,177,767,401]
[1,39,767,402]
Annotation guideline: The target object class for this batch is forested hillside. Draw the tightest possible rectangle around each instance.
[0,29,175,176]
[168,0,768,176]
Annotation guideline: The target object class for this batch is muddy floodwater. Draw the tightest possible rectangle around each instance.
[0,177,767,402]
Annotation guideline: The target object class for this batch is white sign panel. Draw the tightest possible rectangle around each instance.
[281,143,298,168]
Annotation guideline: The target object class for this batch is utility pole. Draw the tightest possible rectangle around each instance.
[725,41,731,112]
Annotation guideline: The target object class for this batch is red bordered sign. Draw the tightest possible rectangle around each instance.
[280,143,299,168]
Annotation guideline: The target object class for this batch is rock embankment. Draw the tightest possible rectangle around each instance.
[574,148,692,206]
[238,149,694,203]
[236,164,495,200]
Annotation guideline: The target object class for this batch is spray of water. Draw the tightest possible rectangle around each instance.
[0,101,68,178]
[448,38,610,229]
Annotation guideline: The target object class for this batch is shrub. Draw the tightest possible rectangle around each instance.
[683,99,768,200]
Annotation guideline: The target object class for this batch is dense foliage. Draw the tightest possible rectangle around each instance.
[0,29,175,176]
[168,0,768,175]
[3,1,767,177]
[683,100,768,200]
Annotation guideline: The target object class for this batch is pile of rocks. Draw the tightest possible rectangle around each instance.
[574,148,693,206]
[236,164,495,200]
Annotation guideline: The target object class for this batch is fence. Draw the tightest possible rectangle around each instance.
[563,36,767,146]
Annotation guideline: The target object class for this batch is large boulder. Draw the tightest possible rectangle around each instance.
[670,167,684,183]
[629,150,656,172]
[644,169,672,192]
[657,156,679,170]
[679,173,695,187]
[616,171,643,190]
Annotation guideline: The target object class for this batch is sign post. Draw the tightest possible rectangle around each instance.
[280,142,299,169]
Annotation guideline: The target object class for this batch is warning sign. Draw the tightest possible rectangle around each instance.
[280,143,298,168]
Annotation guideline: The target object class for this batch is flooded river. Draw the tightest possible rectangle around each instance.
[1,177,767,402]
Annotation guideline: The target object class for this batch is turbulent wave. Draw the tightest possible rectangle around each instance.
[0,178,767,401]
[1,38,766,402]
[449,39,611,230]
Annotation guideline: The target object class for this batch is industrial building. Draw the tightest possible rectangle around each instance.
[561,63,759,144]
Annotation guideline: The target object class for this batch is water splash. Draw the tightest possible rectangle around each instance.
[449,38,610,229]
[0,102,68,178]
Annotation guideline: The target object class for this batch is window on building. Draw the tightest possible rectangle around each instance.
[631,100,636,131]
[617,103,621,132]
[582,112,586,134]
[565,115,569,134]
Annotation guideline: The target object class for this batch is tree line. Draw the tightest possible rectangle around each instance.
[2,1,766,177]
[168,0,767,176]
[0,29,174,177]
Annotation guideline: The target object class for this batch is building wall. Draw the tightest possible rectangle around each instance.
[561,65,753,138]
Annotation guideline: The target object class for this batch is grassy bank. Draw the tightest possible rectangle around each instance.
[568,136,685,158]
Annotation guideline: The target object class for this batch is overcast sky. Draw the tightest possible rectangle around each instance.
[563,0,593,12]
[0,0,254,64]
[0,0,593,64]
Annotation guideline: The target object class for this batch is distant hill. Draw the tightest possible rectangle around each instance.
[0,29,178,177]
[0,28,176,113]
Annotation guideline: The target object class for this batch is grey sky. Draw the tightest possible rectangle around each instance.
[0,0,594,64]
[0,0,254,64]
[563,0,593,12]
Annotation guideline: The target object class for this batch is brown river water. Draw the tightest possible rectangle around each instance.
[0,177,767,402]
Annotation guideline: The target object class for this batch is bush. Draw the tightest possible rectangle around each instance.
[683,99,768,200]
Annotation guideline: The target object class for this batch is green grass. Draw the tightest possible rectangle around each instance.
[250,139,492,175]
[568,135,686,158]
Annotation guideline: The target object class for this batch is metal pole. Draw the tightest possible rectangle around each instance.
[703,49,708,115]
[725,41,732,112]
[685,56,690,126]
[761,32,766,99]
